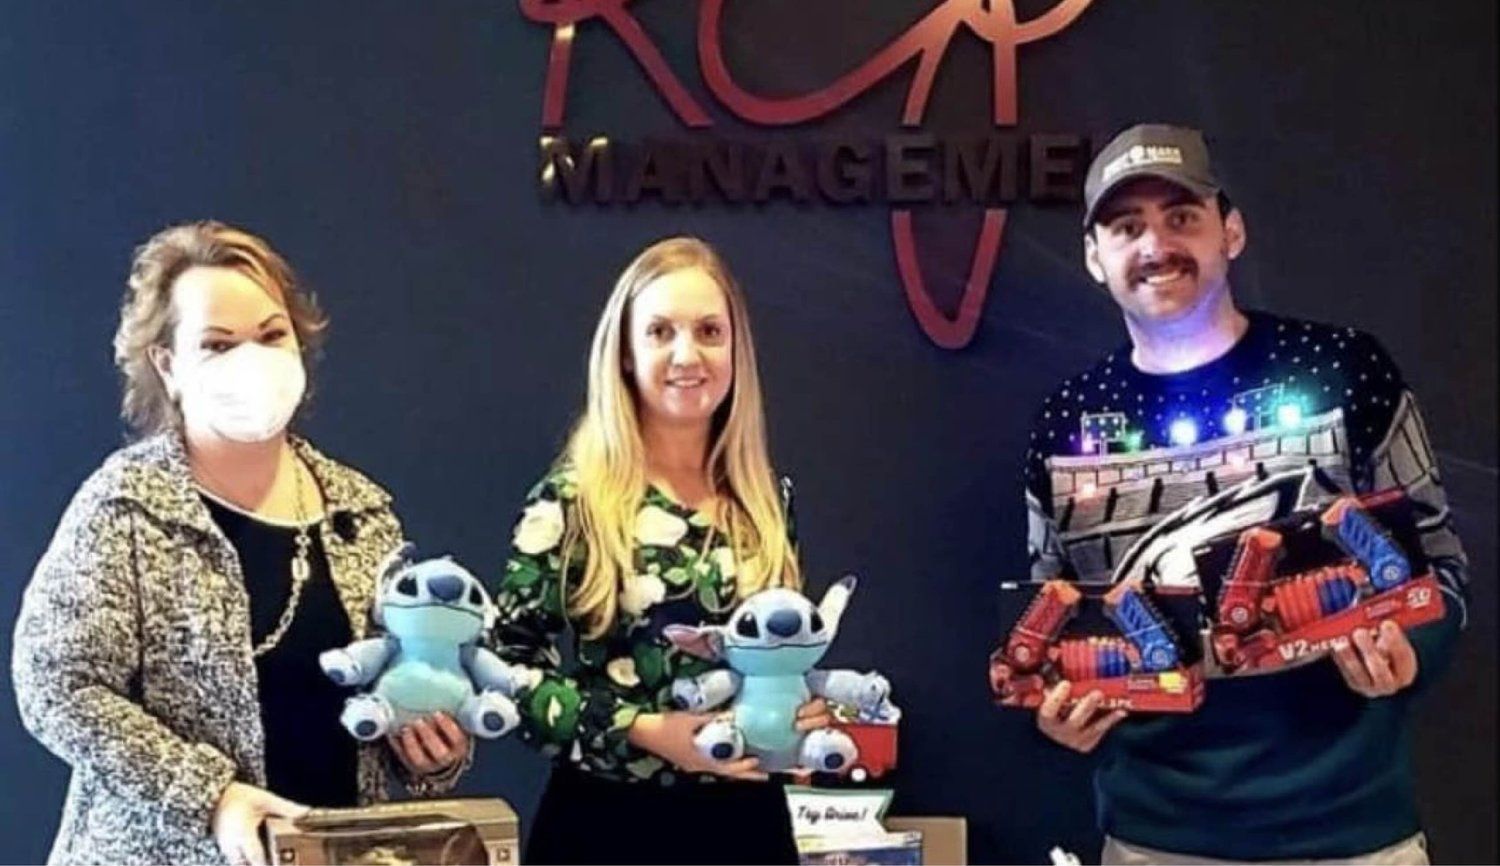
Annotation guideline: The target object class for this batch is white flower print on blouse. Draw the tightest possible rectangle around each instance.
[634,504,689,547]
[513,499,565,555]
[710,546,737,580]
[619,573,667,617]
[606,657,640,687]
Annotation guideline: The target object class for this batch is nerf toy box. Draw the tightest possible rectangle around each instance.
[266,798,518,866]
[990,579,1205,713]
[1193,489,1444,676]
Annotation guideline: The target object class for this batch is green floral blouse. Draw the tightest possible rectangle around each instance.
[492,466,796,785]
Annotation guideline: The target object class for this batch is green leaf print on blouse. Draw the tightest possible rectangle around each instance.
[626,754,666,780]
[543,578,565,619]
[577,639,608,668]
[632,642,667,688]
[505,556,545,590]
[494,466,796,784]
[661,565,692,588]
[528,680,582,742]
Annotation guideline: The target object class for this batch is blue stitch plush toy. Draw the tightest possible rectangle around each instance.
[319,543,538,741]
[663,576,897,774]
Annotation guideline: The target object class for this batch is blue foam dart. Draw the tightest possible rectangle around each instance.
[1316,573,1358,616]
[1098,643,1130,678]
[1334,505,1411,591]
[1105,587,1180,673]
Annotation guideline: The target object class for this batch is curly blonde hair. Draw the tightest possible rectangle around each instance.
[113,221,328,436]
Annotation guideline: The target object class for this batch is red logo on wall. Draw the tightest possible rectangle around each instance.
[522,0,1097,349]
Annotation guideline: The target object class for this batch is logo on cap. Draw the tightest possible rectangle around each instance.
[1101,145,1185,183]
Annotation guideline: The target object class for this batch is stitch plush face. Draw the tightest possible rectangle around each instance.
[374,555,495,645]
[667,576,856,676]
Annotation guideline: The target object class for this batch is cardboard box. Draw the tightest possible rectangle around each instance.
[885,817,967,865]
[266,798,519,866]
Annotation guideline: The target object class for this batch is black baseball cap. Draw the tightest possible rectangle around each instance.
[1082,124,1224,228]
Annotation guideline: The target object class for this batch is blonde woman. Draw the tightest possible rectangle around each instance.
[12,222,468,866]
[494,237,828,864]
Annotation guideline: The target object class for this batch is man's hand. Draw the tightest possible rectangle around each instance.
[1332,620,1418,697]
[1036,681,1127,753]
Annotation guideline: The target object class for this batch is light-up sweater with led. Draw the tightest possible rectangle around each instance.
[1022,310,1468,860]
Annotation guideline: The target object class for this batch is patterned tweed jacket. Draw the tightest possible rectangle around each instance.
[12,432,461,865]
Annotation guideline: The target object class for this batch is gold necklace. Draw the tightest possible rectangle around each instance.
[252,458,313,657]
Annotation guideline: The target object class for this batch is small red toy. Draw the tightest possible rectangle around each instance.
[831,712,899,783]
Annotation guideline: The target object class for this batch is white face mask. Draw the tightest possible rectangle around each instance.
[174,342,307,443]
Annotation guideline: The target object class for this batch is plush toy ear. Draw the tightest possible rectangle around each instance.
[376,541,416,585]
[370,541,415,630]
[817,574,858,635]
[663,624,725,660]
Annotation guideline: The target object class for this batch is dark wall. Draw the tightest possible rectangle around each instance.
[1,2,1493,862]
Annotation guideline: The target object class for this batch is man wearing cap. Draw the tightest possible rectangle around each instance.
[1017,124,1468,864]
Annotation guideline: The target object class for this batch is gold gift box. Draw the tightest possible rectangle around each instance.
[266,798,519,866]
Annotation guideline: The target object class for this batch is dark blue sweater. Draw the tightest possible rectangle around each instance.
[1023,311,1467,859]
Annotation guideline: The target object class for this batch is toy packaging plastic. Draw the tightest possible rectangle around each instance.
[665,576,901,777]
[1196,489,1445,675]
[990,578,1205,713]
[992,485,1446,711]
[266,798,518,865]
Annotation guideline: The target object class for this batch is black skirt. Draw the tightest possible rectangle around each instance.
[525,764,801,865]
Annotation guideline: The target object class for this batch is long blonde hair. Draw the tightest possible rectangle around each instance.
[563,237,800,637]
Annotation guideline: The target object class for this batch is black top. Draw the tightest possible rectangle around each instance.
[203,494,360,808]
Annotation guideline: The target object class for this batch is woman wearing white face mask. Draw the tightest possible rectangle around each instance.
[12,221,471,866]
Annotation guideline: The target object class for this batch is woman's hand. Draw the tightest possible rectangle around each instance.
[795,697,833,733]
[627,711,766,780]
[388,712,470,776]
[211,781,308,866]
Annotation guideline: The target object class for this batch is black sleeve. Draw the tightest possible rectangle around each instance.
[1024,397,1072,582]
[1348,332,1469,693]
